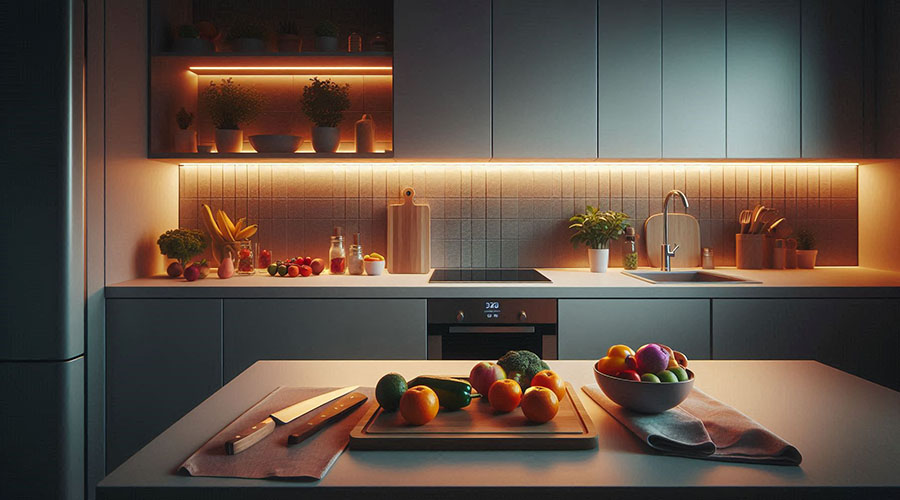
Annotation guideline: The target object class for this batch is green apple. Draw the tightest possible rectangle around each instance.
[669,366,689,382]
[640,373,660,383]
[656,370,678,383]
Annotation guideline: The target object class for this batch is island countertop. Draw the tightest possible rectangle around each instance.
[105,266,900,299]
[97,360,900,500]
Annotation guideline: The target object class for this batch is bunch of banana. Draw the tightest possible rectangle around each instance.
[201,204,258,264]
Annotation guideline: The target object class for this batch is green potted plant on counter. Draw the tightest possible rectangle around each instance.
[569,207,629,273]
[157,229,207,279]
[202,78,264,153]
[228,21,267,52]
[174,107,196,153]
[314,21,339,51]
[173,24,211,53]
[301,77,350,153]
[795,228,818,269]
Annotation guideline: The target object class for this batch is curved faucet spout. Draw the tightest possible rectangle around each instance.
[662,190,690,271]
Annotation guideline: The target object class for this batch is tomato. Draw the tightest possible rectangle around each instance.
[530,370,566,401]
[596,356,628,376]
[521,386,560,423]
[488,379,522,413]
[615,370,641,382]
[607,344,635,359]
[399,386,439,425]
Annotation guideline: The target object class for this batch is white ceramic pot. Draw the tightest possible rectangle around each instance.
[215,128,243,153]
[588,248,610,273]
[312,126,340,153]
[277,35,302,52]
[316,36,338,51]
[173,129,197,153]
[232,38,266,52]
[355,114,375,153]
[796,249,818,269]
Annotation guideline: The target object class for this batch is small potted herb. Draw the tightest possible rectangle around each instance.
[314,21,339,51]
[174,107,196,153]
[173,24,211,53]
[795,228,818,269]
[277,20,301,52]
[202,78,265,153]
[228,22,267,52]
[157,229,207,278]
[569,207,630,273]
[301,77,350,152]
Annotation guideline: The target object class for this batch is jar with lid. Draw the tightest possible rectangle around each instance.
[348,233,364,275]
[329,226,346,274]
[702,247,715,269]
[622,226,638,270]
[347,30,362,52]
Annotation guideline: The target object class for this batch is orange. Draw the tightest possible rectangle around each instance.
[531,370,566,401]
[607,344,635,358]
[596,355,628,376]
[521,386,560,423]
[399,385,439,425]
[488,379,522,413]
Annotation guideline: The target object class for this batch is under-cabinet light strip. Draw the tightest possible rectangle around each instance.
[189,66,392,72]
[177,161,858,167]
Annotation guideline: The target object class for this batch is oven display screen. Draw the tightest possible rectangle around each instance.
[484,301,501,319]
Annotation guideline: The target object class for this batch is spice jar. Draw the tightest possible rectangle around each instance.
[329,226,346,274]
[702,248,715,269]
[622,226,638,270]
[234,240,254,275]
[348,233,364,275]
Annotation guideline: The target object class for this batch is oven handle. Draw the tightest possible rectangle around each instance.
[446,326,536,334]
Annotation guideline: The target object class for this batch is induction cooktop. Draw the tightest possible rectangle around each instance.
[429,268,551,283]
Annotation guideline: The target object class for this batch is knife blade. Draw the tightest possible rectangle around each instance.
[225,385,358,455]
[287,392,368,446]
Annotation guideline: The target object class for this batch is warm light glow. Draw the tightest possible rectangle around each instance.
[177,161,859,167]
[188,66,393,75]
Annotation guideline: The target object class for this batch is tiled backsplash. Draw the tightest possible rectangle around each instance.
[179,163,857,268]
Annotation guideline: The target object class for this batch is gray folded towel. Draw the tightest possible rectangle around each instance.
[582,384,802,465]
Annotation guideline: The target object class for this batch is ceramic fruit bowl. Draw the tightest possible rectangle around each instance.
[593,364,694,414]
[364,260,385,276]
[249,134,302,153]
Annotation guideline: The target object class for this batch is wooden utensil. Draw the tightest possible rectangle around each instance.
[644,213,701,268]
[739,210,752,234]
[748,205,766,234]
[288,392,367,446]
[766,217,785,234]
[387,187,431,274]
[756,209,778,234]
[772,219,793,240]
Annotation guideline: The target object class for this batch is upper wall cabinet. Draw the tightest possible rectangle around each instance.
[597,0,662,158]
[662,0,726,158]
[726,0,800,158]
[875,0,900,158]
[393,0,491,158]
[492,0,598,159]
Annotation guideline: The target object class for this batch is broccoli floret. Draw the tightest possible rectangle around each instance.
[497,350,550,387]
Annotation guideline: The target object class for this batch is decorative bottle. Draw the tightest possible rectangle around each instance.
[622,226,638,270]
[355,114,375,153]
[329,226,346,274]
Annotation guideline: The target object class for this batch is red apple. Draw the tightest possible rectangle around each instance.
[183,264,200,281]
[288,265,300,277]
[469,361,506,397]
[299,264,312,277]
[615,370,641,382]
[166,261,183,278]
[303,256,312,266]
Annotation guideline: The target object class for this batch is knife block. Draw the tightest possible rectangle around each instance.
[735,234,772,269]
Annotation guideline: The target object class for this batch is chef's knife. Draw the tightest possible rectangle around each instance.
[225,385,358,455]
[287,392,368,446]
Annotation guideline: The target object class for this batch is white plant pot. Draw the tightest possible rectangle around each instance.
[316,36,338,51]
[312,126,340,153]
[215,129,243,153]
[173,129,197,153]
[588,248,610,273]
[796,249,818,269]
[232,38,266,52]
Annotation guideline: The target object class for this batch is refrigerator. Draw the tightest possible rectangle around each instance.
[0,0,86,498]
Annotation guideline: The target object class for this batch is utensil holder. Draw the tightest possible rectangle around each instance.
[736,234,770,269]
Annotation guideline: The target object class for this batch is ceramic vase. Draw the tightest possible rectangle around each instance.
[173,129,197,153]
[217,256,234,279]
[796,249,818,269]
[312,126,340,153]
[588,248,610,273]
[316,36,338,51]
[355,114,375,153]
[215,129,243,153]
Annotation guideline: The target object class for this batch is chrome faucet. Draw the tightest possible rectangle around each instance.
[661,189,689,271]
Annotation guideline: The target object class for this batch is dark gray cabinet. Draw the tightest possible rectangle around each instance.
[393,0,492,158]
[492,0,598,158]
[597,0,662,158]
[558,299,711,360]
[105,299,222,472]
[726,0,800,158]
[662,0,726,158]
[712,299,900,390]
[223,299,426,382]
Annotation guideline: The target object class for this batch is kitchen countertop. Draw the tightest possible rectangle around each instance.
[105,266,900,299]
[97,360,900,500]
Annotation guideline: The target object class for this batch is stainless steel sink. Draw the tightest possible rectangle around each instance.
[623,270,760,284]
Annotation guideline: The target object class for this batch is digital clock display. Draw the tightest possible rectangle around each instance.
[484,301,501,319]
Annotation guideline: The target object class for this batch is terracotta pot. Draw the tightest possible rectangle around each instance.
[588,248,609,273]
[312,126,340,153]
[796,249,818,269]
[215,129,243,153]
[173,129,197,153]
[316,36,338,51]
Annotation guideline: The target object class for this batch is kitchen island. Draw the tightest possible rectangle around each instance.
[97,360,900,500]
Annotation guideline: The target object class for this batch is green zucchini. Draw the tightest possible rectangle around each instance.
[407,375,473,410]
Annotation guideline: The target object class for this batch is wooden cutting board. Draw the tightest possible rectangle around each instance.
[387,187,430,274]
[644,213,701,268]
[349,383,598,450]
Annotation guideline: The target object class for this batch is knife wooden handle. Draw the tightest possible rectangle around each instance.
[288,392,368,446]
[225,416,275,455]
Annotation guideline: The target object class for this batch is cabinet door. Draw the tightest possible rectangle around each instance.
[726,0,800,158]
[875,0,900,158]
[662,0,726,158]
[801,0,865,158]
[558,299,710,360]
[597,0,662,158]
[106,299,222,472]
[712,299,900,390]
[223,299,426,382]
[492,0,598,158]
[393,0,491,158]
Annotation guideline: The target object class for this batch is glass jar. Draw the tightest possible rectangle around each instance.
[702,248,715,269]
[622,226,638,270]
[348,244,364,275]
[347,31,362,52]
[233,240,254,275]
[329,230,346,274]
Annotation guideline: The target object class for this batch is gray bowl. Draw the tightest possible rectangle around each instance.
[249,134,302,153]
[593,364,694,414]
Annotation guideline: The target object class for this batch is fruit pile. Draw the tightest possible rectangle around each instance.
[363,252,385,262]
[265,256,326,277]
[595,343,690,383]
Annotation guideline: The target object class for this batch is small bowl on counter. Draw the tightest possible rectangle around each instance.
[593,365,694,414]
[364,260,385,276]
[249,134,302,153]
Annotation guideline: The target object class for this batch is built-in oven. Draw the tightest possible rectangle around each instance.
[427,299,557,360]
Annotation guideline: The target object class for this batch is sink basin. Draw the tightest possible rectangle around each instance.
[623,270,760,284]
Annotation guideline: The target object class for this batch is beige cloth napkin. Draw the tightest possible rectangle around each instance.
[180,386,374,480]
[582,385,802,465]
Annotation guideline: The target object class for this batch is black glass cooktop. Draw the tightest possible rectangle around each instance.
[429,268,551,283]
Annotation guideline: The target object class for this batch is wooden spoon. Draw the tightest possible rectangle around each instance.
[739,209,752,234]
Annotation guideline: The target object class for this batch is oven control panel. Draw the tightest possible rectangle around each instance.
[428,299,557,324]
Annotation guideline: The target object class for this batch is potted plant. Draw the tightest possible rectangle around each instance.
[277,20,301,52]
[795,228,818,269]
[315,21,339,51]
[157,229,207,278]
[301,77,350,152]
[173,107,196,153]
[202,78,265,153]
[569,207,629,273]
[228,22,267,52]
[173,24,211,53]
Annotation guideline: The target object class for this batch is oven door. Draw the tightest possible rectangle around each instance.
[427,325,557,360]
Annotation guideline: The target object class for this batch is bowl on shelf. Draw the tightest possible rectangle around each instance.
[593,364,694,414]
[249,134,302,153]
[364,260,385,276]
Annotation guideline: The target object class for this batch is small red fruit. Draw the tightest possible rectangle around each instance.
[288,265,300,277]
[303,256,312,266]
[299,265,312,277]
[183,264,200,282]
[614,370,641,382]
[166,261,183,278]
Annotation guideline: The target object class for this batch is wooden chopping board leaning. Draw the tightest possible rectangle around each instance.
[387,187,430,274]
